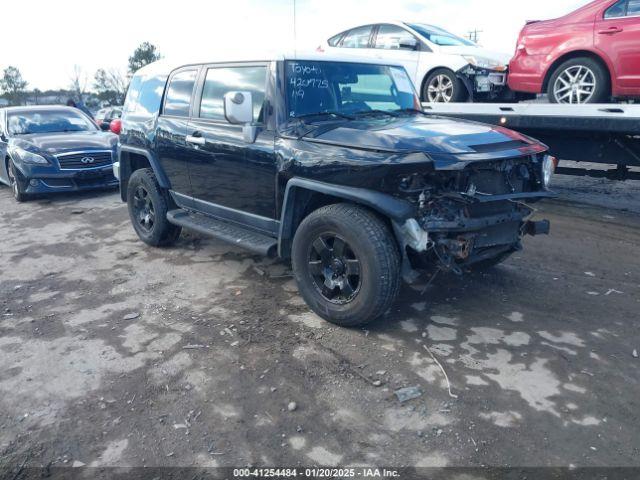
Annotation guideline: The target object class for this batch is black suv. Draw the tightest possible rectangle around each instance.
[115,55,554,327]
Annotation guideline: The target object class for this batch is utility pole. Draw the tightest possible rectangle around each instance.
[466,28,483,43]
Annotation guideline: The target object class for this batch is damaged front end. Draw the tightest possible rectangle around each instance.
[392,154,554,281]
[457,64,508,102]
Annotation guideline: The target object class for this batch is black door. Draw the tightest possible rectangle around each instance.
[154,68,199,198]
[186,64,277,225]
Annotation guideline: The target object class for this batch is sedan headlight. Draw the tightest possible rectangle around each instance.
[462,55,507,71]
[10,147,49,165]
[542,155,556,188]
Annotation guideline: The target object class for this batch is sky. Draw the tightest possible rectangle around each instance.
[1,0,586,91]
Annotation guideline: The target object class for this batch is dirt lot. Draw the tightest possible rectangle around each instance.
[0,176,639,474]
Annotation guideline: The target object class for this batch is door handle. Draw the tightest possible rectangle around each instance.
[598,26,623,34]
[186,133,206,146]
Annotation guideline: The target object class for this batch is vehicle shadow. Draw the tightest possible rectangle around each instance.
[24,187,119,205]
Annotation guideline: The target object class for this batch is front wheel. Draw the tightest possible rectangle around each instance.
[548,57,610,104]
[7,160,28,203]
[127,168,181,247]
[291,204,401,327]
[422,68,468,103]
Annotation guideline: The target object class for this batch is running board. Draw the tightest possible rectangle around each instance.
[167,209,278,257]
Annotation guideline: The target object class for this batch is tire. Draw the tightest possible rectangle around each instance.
[291,203,401,327]
[548,57,610,104]
[422,68,468,103]
[7,160,28,203]
[126,168,181,247]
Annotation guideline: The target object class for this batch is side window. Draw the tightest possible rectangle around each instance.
[163,69,197,117]
[628,0,640,15]
[199,66,266,123]
[374,25,418,50]
[340,26,373,48]
[605,0,627,18]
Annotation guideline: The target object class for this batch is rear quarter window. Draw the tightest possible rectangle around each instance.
[163,70,198,117]
[123,73,168,118]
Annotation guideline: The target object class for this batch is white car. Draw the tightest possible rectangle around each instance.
[319,21,511,103]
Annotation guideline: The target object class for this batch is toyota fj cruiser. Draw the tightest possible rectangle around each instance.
[115,54,554,327]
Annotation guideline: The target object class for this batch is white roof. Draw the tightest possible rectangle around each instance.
[136,49,405,77]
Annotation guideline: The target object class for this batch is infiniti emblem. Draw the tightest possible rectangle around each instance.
[80,157,95,164]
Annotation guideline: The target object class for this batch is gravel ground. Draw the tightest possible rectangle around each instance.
[0,175,639,475]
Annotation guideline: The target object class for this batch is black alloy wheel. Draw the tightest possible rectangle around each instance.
[126,168,181,247]
[132,184,155,233]
[307,233,361,305]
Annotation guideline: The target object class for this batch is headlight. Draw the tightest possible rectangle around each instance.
[10,147,49,165]
[462,55,506,71]
[542,155,556,188]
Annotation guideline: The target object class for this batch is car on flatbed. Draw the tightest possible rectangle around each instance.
[115,53,555,327]
[320,21,511,103]
[0,106,119,202]
[508,0,640,104]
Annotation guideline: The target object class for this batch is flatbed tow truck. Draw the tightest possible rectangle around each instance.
[423,103,640,181]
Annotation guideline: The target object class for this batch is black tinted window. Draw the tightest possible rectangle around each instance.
[164,70,197,117]
[374,25,418,50]
[340,26,373,48]
[605,0,627,18]
[628,0,640,15]
[199,66,266,122]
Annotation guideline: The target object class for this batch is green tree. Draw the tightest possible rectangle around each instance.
[94,68,127,105]
[128,42,161,74]
[0,66,28,105]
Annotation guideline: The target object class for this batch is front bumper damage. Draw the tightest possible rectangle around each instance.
[393,190,554,281]
[457,65,508,102]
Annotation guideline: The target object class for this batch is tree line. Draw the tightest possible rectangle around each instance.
[0,42,162,108]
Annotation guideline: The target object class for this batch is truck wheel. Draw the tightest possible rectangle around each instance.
[423,68,467,103]
[127,168,181,247]
[7,160,28,203]
[291,203,401,327]
[548,57,610,104]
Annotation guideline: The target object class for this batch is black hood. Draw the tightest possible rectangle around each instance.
[11,131,118,154]
[305,114,547,161]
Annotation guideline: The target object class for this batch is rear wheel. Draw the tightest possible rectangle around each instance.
[548,57,610,104]
[7,160,28,203]
[291,203,401,327]
[423,68,468,103]
[127,168,181,247]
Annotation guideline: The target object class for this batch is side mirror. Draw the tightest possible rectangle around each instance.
[224,91,253,125]
[399,37,419,51]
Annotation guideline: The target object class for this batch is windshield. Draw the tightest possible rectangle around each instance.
[285,60,420,120]
[7,110,98,135]
[408,23,475,47]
